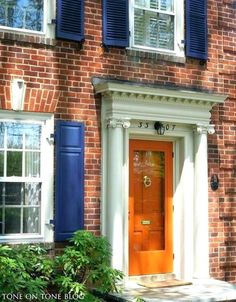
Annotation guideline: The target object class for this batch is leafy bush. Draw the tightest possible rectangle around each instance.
[0,244,54,300]
[0,231,123,302]
[54,231,124,301]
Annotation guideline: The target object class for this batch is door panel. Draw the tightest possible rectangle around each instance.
[129,140,173,275]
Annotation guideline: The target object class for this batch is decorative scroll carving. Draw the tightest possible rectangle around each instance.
[106,118,131,129]
[194,124,215,135]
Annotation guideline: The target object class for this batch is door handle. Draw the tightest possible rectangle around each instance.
[143,175,152,188]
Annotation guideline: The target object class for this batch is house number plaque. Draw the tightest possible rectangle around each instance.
[134,121,177,135]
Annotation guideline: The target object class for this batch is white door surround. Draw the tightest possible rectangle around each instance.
[94,80,226,280]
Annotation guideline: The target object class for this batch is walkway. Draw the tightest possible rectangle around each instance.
[105,278,236,302]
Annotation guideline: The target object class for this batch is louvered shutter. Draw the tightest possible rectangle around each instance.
[56,0,84,42]
[102,0,129,47]
[186,0,208,60]
[55,121,84,241]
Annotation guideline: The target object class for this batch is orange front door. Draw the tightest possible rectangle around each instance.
[129,140,173,275]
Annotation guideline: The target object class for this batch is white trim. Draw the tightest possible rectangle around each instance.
[129,0,185,57]
[0,111,54,244]
[95,80,227,279]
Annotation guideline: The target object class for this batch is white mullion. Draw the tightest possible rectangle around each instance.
[0,178,42,183]
[23,132,25,178]
[19,131,25,234]
[174,0,177,53]
[39,123,44,236]
[2,126,7,235]
[5,4,8,27]
[2,184,5,235]
[4,205,40,208]
[4,126,7,178]
[20,206,24,234]
[134,5,175,16]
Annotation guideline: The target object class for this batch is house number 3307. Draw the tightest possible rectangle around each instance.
[138,122,176,134]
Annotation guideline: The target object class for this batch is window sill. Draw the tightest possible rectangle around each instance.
[0,30,56,47]
[0,235,53,244]
[126,48,186,64]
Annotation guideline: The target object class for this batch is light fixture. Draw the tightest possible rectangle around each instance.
[210,174,219,191]
[154,121,165,135]
[10,78,26,111]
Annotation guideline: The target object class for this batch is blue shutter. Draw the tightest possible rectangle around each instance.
[55,121,84,241]
[102,0,129,47]
[56,0,84,42]
[186,0,208,60]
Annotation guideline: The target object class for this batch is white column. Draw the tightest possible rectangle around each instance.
[193,124,214,278]
[106,118,130,271]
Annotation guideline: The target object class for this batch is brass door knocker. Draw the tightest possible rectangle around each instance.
[143,175,152,188]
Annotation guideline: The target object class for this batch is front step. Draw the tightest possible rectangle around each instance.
[128,273,176,284]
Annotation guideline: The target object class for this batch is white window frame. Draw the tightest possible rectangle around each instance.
[129,0,185,57]
[0,0,56,39]
[0,111,54,243]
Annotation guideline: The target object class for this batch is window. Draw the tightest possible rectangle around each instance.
[0,114,54,242]
[103,0,190,58]
[133,0,174,50]
[130,0,184,55]
[0,0,44,32]
[0,0,55,38]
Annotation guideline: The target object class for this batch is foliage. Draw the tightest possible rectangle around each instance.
[135,298,146,302]
[0,231,123,302]
[54,230,124,301]
[0,244,54,301]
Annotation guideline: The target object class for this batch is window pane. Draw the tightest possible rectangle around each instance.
[5,208,21,234]
[7,151,22,176]
[23,207,39,233]
[7,123,23,149]
[24,183,41,205]
[25,152,40,177]
[25,124,41,150]
[134,9,174,50]
[135,0,159,9]
[134,9,145,45]
[158,14,174,50]
[0,123,4,148]
[0,151,4,177]
[150,0,159,10]
[160,0,173,12]
[5,183,22,205]
[0,0,43,32]
[135,0,149,8]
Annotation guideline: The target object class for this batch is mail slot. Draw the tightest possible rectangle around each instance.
[141,220,151,225]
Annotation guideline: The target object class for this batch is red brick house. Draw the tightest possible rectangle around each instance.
[0,0,235,283]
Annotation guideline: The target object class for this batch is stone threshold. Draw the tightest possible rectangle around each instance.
[95,278,236,302]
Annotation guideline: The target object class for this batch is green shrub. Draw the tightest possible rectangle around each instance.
[54,231,124,301]
[0,244,54,300]
[0,231,123,302]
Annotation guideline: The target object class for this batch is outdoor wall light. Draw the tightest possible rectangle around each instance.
[154,121,165,135]
[210,174,219,191]
[11,78,26,111]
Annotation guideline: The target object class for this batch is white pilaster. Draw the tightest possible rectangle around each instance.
[193,124,214,278]
[106,118,130,271]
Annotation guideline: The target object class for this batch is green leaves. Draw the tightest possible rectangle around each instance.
[0,231,124,301]
[55,230,124,299]
[0,244,52,299]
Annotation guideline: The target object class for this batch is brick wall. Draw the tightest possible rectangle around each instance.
[0,0,235,282]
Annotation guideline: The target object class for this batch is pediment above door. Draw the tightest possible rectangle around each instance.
[93,79,227,125]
